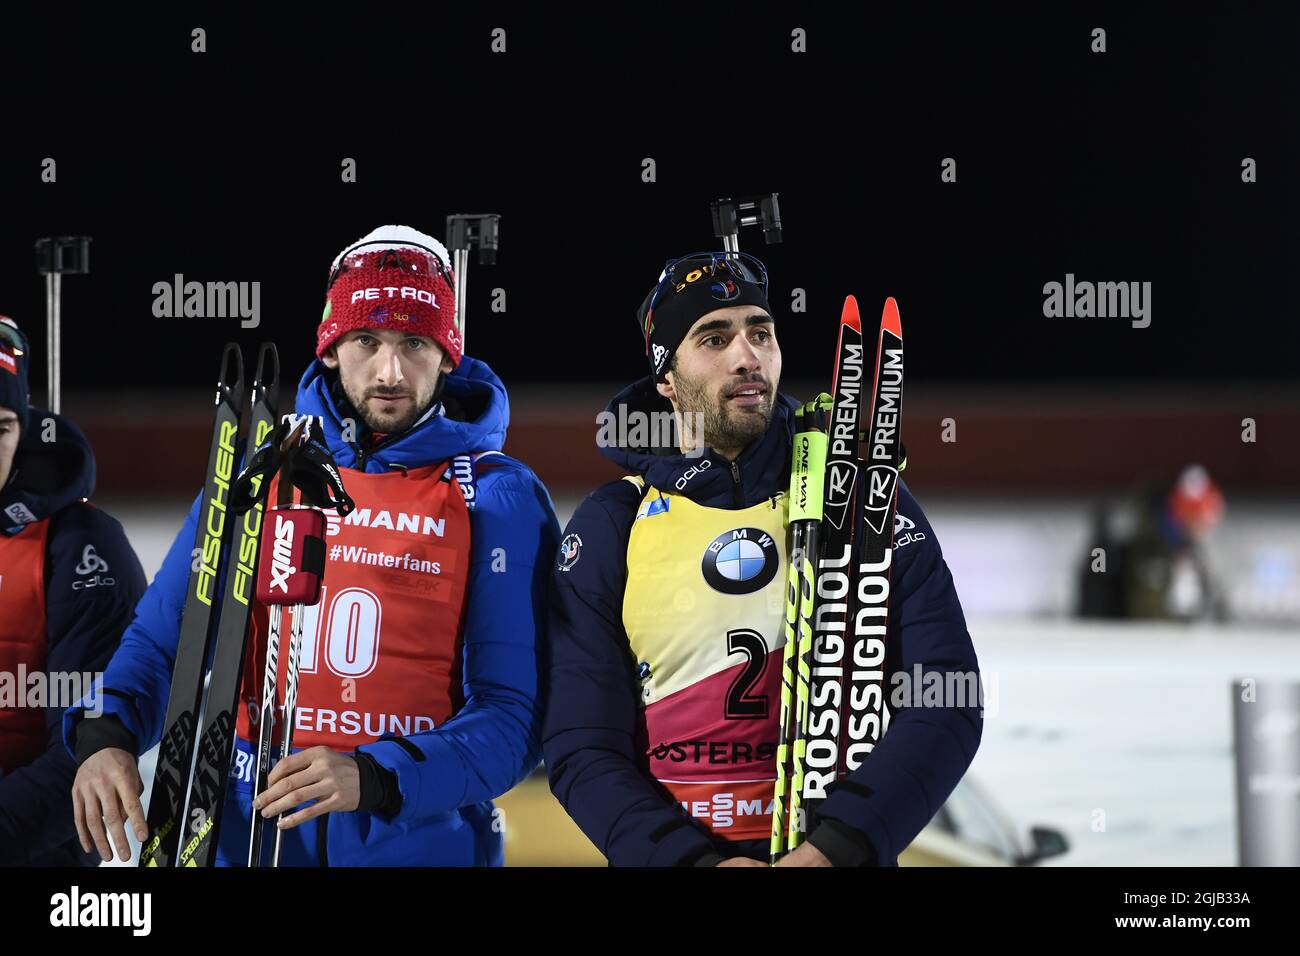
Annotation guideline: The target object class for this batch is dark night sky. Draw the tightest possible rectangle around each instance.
[2,6,1296,395]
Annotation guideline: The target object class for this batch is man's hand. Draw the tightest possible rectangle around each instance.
[716,857,768,867]
[774,842,833,867]
[254,746,360,829]
[72,748,146,863]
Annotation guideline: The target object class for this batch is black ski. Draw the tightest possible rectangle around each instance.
[797,296,868,827]
[140,344,245,868]
[177,344,281,867]
[839,297,904,778]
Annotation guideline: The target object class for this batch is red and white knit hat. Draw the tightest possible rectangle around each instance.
[316,225,461,367]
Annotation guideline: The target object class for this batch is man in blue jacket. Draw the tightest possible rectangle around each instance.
[66,226,559,866]
[0,315,147,865]
[543,253,982,866]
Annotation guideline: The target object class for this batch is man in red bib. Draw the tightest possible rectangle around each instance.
[0,316,146,865]
[67,227,560,866]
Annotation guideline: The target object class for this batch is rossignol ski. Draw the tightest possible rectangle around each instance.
[176,344,281,867]
[771,296,906,856]
[794,298,870,835]
[838,297,903,779]
[771,298,868,857]
[140,344,245,868]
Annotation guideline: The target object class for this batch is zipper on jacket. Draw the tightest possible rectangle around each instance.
[355,398,446,463]
[729,459,743,508]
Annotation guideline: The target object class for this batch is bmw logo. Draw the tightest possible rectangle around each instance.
[702,527,780,595]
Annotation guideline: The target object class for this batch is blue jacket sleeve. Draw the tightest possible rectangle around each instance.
[61,492,203,757]
[813,483,983,864]
[357,461,560,820]
[0,503,147,864]
[541,485,721,866]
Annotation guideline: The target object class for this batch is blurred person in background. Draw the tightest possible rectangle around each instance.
[1077,464,1227,622]
[1126,465,1227,621]
[0,315,146,865]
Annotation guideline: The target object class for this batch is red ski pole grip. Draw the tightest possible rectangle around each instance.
[255,506,327,606]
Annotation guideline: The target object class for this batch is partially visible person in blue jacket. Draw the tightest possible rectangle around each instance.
[0,315,146,866]
[64,226,559,866]
[543,253,982,866]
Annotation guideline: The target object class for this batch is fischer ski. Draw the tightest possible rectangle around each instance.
[176,344,281,867]
[140,344,245,868]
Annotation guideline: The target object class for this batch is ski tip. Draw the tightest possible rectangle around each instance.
[219,342,245,391]
[841,295,861,331]
[254,342,280,388]
[881,297,901,336]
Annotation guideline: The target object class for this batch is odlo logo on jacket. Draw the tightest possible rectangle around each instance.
[72,545,115,590]
[894,511,927,549]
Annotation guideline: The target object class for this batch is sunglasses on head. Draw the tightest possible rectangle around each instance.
[642,251,769,337]
[326,240,456,292]
[0,319,26,356]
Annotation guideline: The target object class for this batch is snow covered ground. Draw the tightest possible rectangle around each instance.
[966,617,1300,866]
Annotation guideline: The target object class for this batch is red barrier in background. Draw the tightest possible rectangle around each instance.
[68,384,1300,498]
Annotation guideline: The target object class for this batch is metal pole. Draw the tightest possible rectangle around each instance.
[36,236,90,415]
[1234,680,1300,865]
[446,214,502,357]
[454,247,469,352]
[46,272,61,414]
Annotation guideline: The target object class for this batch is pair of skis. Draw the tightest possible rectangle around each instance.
[141,349,351,868]
[770,296,905,862]
[141,344,281,868]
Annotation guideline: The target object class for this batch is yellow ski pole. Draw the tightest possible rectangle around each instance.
[770,394,831,861]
